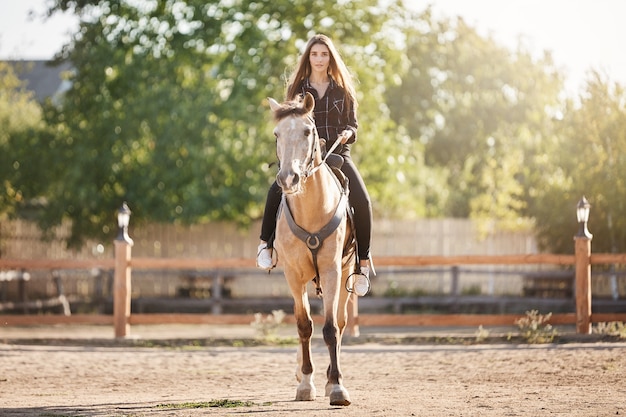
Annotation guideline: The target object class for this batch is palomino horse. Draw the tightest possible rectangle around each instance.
[268,92,356,406]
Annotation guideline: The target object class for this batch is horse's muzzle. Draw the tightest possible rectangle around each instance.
[277,168,301,194]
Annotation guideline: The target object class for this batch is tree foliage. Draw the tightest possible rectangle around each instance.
[38,0,426,246]
[387,10,564,228]
[533,73,626,253]
[3,0,626,255]
[0,62,49,219]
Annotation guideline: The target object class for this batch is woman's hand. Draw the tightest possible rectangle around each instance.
[338,129,353,144]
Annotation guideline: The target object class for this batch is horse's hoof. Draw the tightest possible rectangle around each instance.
[295,386,316,401]
[329,385,351,406]
[296,374,316,401]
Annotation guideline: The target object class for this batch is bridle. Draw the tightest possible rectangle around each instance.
[300,115,319,178]
[304,116,343,177]
[293,114,343,180]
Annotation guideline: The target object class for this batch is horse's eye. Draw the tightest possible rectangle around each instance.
[304,128,311,137]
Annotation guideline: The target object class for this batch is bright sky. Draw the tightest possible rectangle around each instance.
[0,0,624,96]
[416,0,625,95]
[0,0,78,59]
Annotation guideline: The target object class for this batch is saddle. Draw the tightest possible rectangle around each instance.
[324,151,349,192]
[325,152,344,170]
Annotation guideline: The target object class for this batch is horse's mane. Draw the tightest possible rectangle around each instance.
[273,97,312,122]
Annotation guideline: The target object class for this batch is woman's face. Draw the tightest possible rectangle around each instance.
[309,43,330,76]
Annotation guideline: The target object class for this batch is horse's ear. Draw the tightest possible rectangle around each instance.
[268,97,281,112]
[303,92,315,113]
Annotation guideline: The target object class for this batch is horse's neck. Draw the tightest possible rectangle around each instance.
[286,165,341,231]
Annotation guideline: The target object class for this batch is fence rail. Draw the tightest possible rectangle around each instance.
[2,252,625,269]
[2,248,626,336]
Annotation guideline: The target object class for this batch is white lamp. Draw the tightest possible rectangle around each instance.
[576,196,592,238]
[116,202,132,243]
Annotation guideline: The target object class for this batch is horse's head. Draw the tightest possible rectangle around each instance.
[268,92,319,195]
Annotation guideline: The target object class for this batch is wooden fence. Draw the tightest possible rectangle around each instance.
[2,237,626,337]
[0,218,539,260]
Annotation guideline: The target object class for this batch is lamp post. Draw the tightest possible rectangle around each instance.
[114,202,133,338]
[574,196,592,334]
[116,202,133,243]
[576,196,592,239]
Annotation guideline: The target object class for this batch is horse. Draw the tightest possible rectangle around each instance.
[268,92,357,406]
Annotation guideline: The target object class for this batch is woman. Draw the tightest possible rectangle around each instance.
[257,34,373,281]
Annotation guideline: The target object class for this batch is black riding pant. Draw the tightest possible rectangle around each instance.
[260,154,372,261]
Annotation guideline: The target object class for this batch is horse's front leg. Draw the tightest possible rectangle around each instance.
[290,282,316,401]
[326,270,351,394]
[322,271,351,406]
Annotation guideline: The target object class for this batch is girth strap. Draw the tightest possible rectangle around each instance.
[281,190,348,296]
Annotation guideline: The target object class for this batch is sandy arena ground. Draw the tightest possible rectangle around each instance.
[1,326,625,416]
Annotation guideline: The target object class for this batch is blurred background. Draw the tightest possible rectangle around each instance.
[1,0,625,316]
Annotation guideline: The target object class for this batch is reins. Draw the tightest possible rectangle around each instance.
[305,136,342,177]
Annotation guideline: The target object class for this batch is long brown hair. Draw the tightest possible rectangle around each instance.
[286,34,357,110]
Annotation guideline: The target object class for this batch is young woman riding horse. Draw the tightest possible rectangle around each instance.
[268,91,356,405]
[257,34,374,280]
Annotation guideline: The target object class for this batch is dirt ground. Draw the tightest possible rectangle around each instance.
[1,329,625,417]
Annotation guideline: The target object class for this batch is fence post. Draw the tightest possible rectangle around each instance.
[211,273,223,315]
[450,266,460,296]
[574,197,592,334]
[114,203,133,338]
[574,237,592,334]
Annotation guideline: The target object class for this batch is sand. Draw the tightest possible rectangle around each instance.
[1,334,624,416]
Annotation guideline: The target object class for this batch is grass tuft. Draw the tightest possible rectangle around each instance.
[156,399,259,409]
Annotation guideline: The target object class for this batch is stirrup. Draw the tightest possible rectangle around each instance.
[346,268,370,296]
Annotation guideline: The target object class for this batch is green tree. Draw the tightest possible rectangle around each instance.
[0,62,49,220]
[533,72,626,253]
[388,9,564,227]
[20,0,615,257]
[41,0,424,246]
